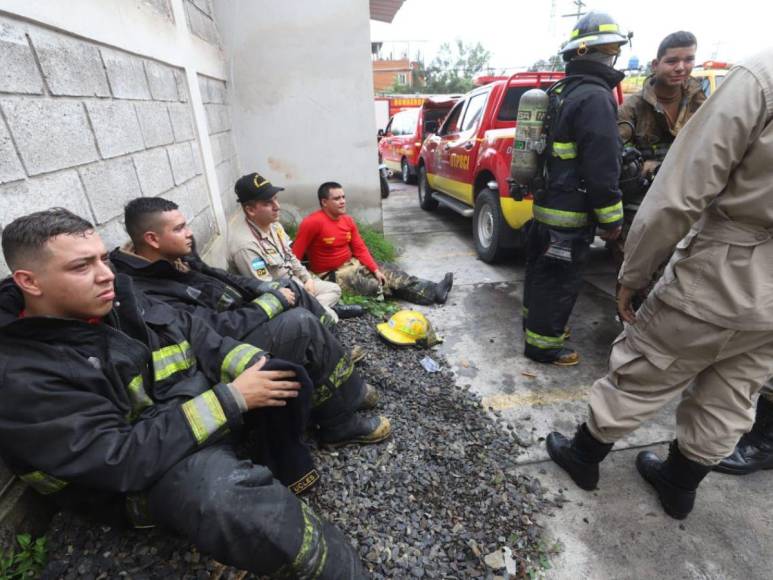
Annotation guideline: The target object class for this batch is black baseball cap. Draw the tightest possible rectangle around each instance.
[235,172,284,203]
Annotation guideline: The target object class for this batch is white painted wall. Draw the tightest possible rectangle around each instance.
[213,0,383,228]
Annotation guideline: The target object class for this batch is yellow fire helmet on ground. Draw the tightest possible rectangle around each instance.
[376,310,442,347]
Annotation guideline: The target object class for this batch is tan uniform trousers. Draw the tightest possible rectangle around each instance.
[588,297,773,465]
[296,276,341,325]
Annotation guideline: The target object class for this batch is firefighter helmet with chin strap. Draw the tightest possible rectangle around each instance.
[561,12,629,61]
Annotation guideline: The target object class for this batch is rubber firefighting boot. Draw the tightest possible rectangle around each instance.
[636,440,712,520]
[546,423,613,490]
[714,395,773,475]
[318,414,392,448]
[333,304,365,319]
[318,521,368,579]
[357,383,380,411]
[434,272,454,304]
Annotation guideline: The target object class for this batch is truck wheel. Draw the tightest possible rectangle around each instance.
[418,166,438,211]
[380,171,390,199]
[473,188,509,263]
[401,158,415,184]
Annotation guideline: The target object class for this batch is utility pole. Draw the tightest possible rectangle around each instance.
[561,0,587,22]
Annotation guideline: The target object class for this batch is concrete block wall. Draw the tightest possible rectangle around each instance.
[184,0,220,46]
[0,15,219,277]
[200,74,241,219]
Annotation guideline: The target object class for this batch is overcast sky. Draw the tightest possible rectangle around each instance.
[370,0,770,72]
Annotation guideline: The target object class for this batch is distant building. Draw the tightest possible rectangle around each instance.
[373,58,420,93]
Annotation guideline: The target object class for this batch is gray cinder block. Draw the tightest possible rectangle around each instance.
[1,99,99,175]
[85,100,144,159]
[79,157,142,224]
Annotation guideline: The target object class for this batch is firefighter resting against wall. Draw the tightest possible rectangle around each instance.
[0,208,366,578]
[227,173,364,323]
[293,181,454,306]
[111,196,390,448]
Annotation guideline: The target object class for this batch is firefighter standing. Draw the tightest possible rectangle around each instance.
[522,12,626,366]
[547,49,773,519]
[614,31,705,305]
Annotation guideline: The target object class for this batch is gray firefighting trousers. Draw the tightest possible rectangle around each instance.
[242,308,365,428]
[147,442,366,578]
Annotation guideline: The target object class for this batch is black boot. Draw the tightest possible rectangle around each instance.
[333,304,365,319]
[546,423,613,490]
[714,395,773,475]
[636,440,712,520]
[434,272,454,304]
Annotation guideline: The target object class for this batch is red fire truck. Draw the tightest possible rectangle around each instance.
[378,96,459,183]
[417,72,623,262]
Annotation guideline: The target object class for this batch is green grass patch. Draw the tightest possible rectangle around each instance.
[356,222,396,264]
[1,534,47,579]
[341,291,400,319]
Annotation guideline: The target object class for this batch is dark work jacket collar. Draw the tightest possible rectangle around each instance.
[109,248,186,281]
[565,59,625,89]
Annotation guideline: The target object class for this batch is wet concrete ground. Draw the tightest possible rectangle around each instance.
[382,179,772,579]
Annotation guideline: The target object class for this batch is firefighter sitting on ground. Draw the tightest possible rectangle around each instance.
[614,31,705,308]
[519,11,626,366]
[227,172,364,323]
[111,196,390,448]
[0,208,366,578]
[292,181,454,306]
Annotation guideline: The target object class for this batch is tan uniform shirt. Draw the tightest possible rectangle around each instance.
[620,50,773,330]
[227,216,311,283]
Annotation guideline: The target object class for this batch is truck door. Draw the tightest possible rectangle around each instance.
[428,100,465,196]
[445,90,489,204]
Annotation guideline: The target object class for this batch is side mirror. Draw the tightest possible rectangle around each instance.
[424,121,439,135]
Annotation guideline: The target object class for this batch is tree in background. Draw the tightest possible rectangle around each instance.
[528,54,564,72]
[389,39,491,94]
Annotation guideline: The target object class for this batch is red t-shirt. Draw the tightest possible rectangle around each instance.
[292,210,379,274]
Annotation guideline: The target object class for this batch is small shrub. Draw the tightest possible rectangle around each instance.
[0,534,47,579]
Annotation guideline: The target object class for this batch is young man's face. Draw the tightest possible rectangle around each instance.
[151,210,194,260]
[321,187,347,218]
[27,231,116,320]
[652,45,696,87]
[245,195,281,227]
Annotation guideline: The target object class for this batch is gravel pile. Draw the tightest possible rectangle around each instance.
[42,314,554,579]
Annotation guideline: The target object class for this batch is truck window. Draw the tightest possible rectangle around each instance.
[497,84,554,121]
[699,77,711,97]
[439,101,464,135]
[460,92,488,132]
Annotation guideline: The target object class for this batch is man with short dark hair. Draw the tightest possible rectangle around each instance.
[227,173,363,322]
[0,208,366,577]
[112,197,391,448]
[614,31,705,303]
[292,181,454,304]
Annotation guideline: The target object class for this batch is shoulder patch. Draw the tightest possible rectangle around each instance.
[251,258,266,272]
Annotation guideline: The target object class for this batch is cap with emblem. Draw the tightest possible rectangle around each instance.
[235,172,284,203]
